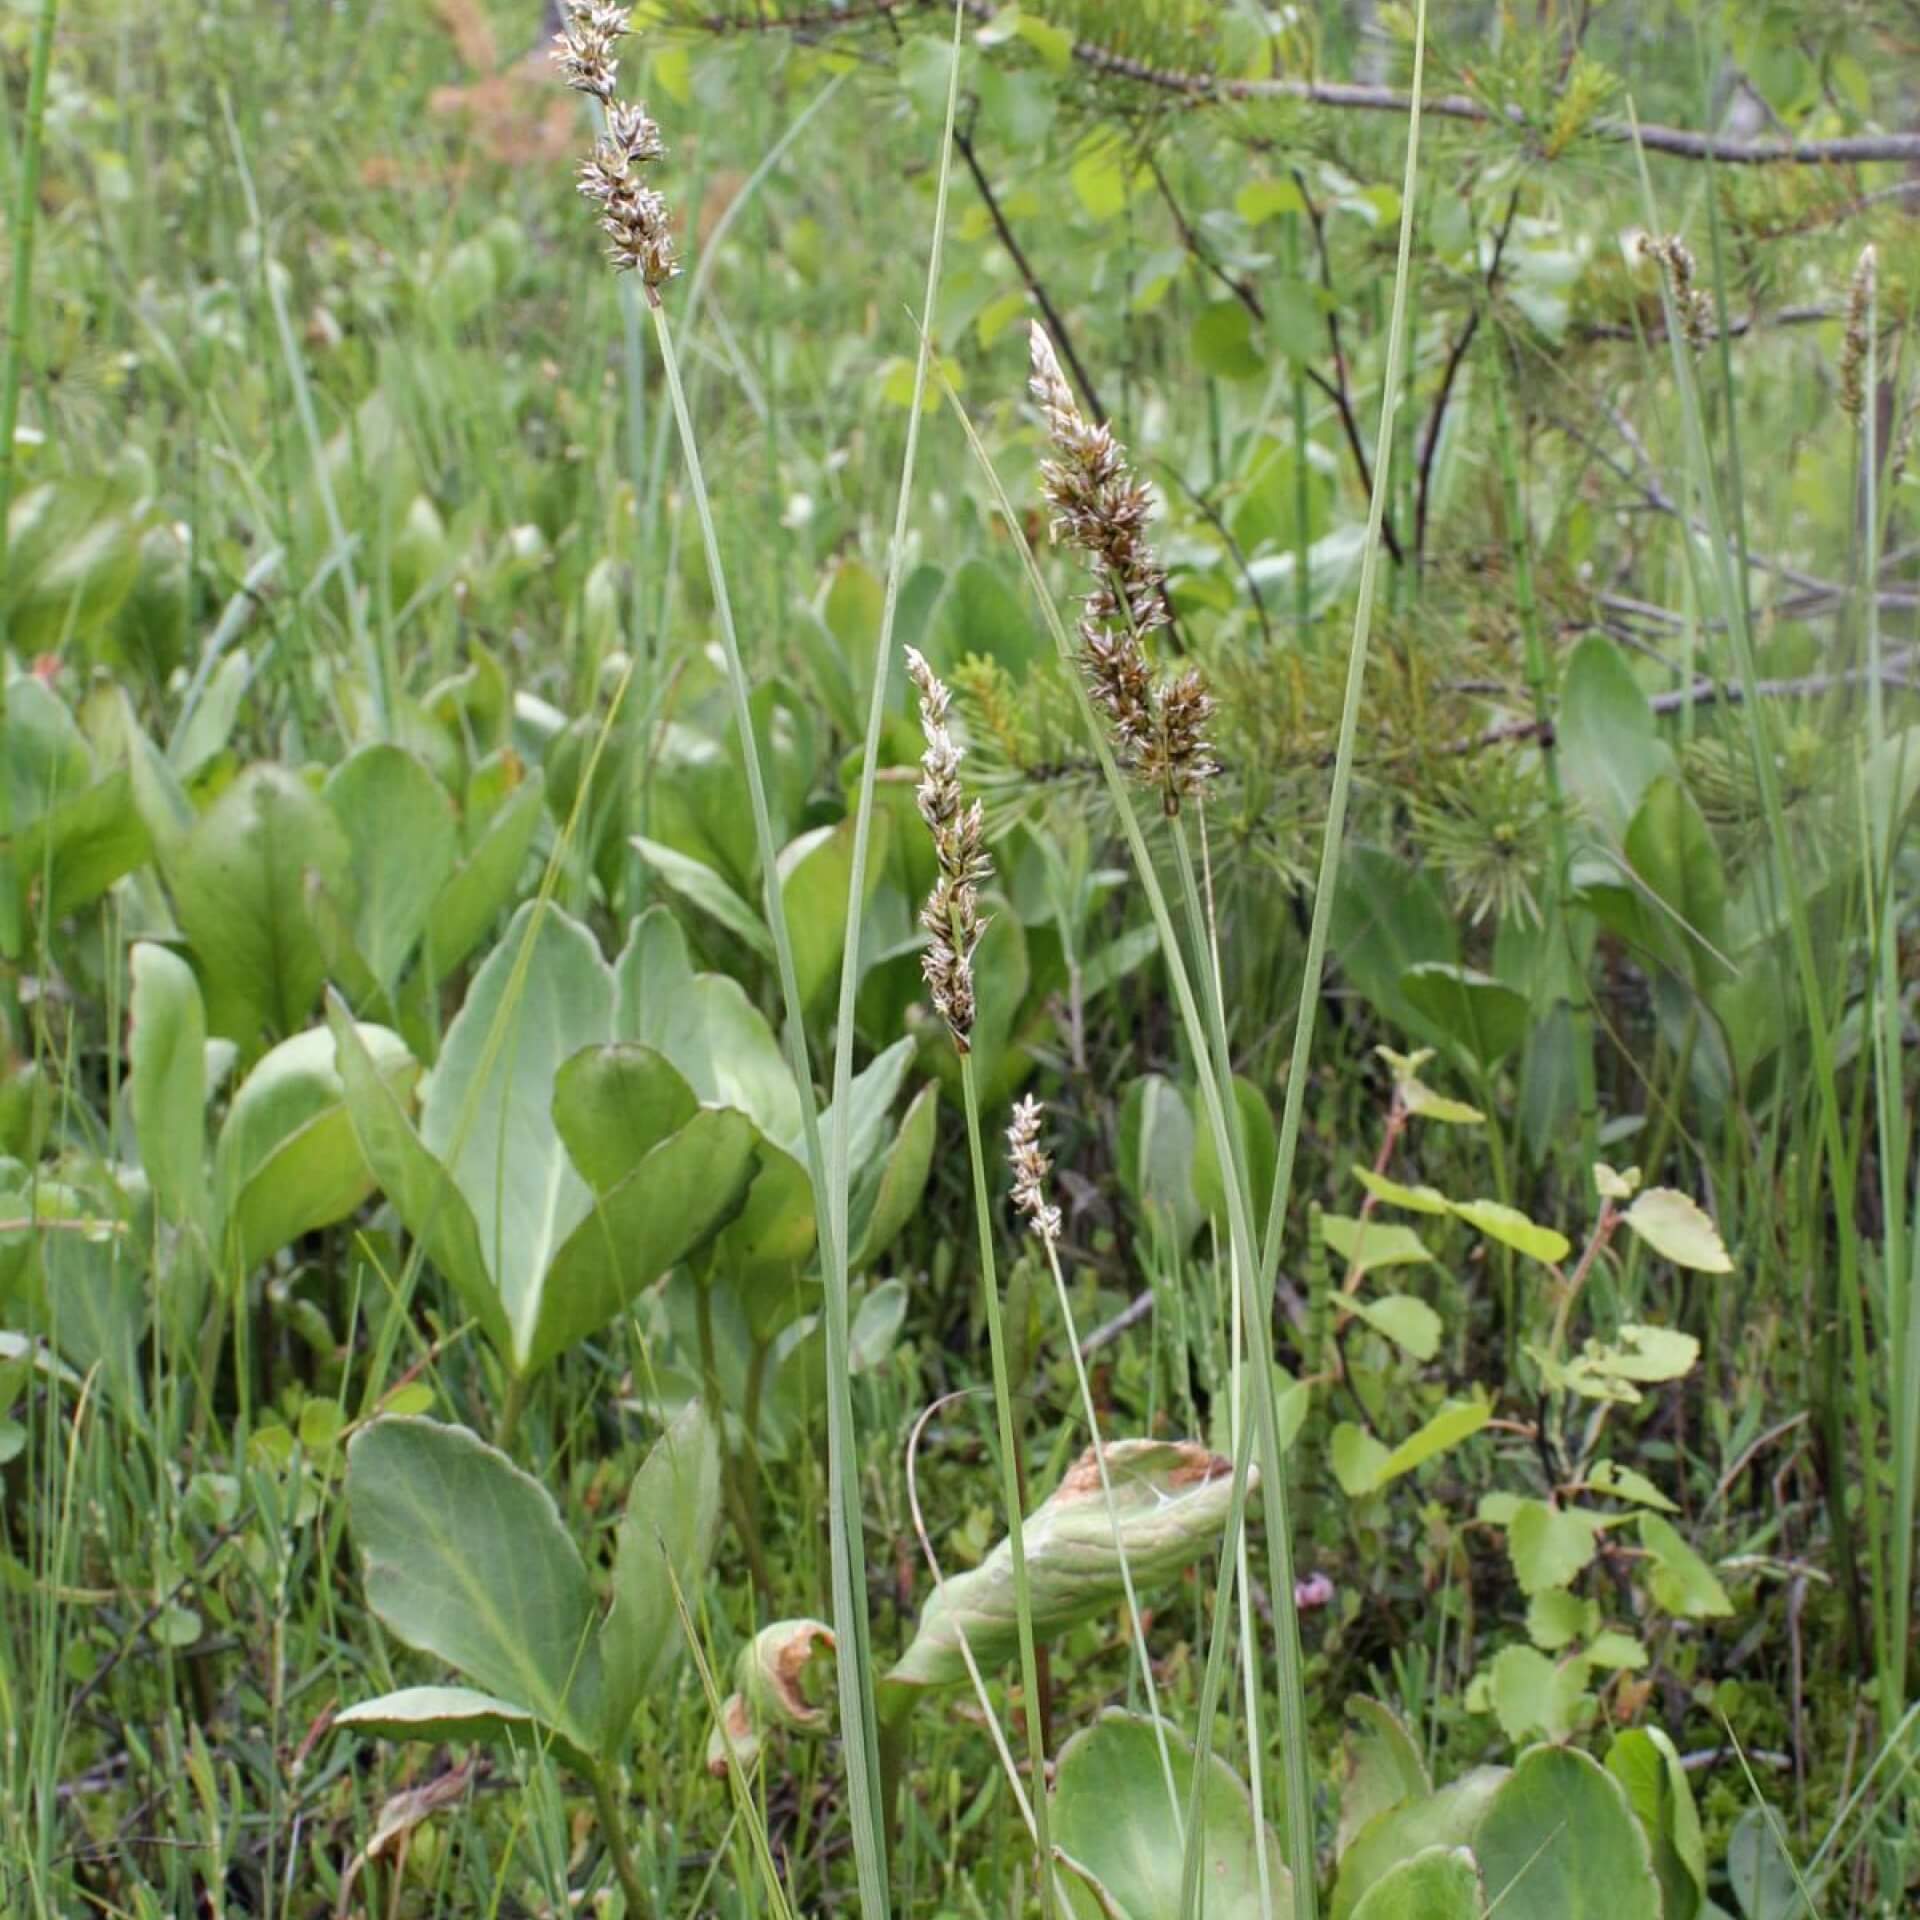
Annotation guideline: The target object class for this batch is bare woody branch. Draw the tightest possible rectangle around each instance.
[676,1,1920,168]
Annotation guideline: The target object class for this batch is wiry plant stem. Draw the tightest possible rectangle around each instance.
[649,295,893,1905]
[958,1054,1055,1914]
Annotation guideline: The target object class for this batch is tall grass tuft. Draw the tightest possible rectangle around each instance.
[550,4,971,1905]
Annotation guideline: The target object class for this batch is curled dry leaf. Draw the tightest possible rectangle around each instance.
[886,1440,1246,1690]
[705,1618,836,1776]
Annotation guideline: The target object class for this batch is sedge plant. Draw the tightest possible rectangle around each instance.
[550,5,968,1906]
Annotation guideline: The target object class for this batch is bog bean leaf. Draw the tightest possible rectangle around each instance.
[1473,1745,1660,1920]
[1349,1846,1485,1920]
[1051,1710,1290,1920]
[345,1417,604,1755]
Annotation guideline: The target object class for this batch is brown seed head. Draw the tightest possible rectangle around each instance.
[1840,245,1876,426]
[906,647,992,1052]
[1027,323,1215,813]
[553,5,678,294]
[551,2,629,101]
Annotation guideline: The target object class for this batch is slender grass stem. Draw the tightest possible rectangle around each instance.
[937,352,1310,1920]
[648,294,899,1910]
[817,13,961,1896]
[957,1050,1055,1914]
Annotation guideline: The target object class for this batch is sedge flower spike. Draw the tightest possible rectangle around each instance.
[1007,1094,1062,1246]
[552,3,678,299]
[1028,324,1217,814]
[906,647,992,1052]
[1840,245,1876,426]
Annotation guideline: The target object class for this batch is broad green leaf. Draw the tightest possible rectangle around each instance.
[1351,1166,1450,1215]
[324,746,459,993]
[1267,277,1327,365]
[36,1196,145,1415]
[1374,1398,1490,1486]
[1506,1501,1602,1594]
[531,1109,758,1375]
[1346,1293,1442,1362]
[1587,1324,1700,1385]
[1525,1588,1596,1650]
[1586,1458,1678,1512]
[1336,1696,1432,1859]
[1350,1847,1484,1920]
[1320,1214,1434,1274]
[1332,1424,1393,1498]
[1333,1769,1508,1920]
[1726,1806,1812,1920]
[421,768,546,983]
[849,1081,938,1271]
[1051,1710,1291,1920]
[1236,177,1306,223]
[778,811,891,1017]
[1118,1074,1201,1250]
[1399,1082,1485,1127]
[712,1137,817,1333]
[1012,12,1072,70]
[1638,1514,1732,1618]
[1331,849,1460,1046]
[1594,1162,1641,1201]
[630,836,773,960]
[551,1044,699,1193]
[850,1278,908,1370]
[1192,299,1267,381]
[4,675,92,830]
[1485,1643,1589,1742]
[1069,136,1146,220]
[345,1417,603,1754]
[617,914,800,1147]
[168,764,351,1042]
[305,871,384,1012]
[1623,1189,1732,1272]
[819,1035,916,1178]
[329,995,510,1362]
[1625,776,1728,988]
[1558,636,1675,843]
[129,942,207,1231]
[1400,965,1529,1068]
[7,765,151,920]
[214,1023,417,1275]
[938,556,1044,678]
[1585,1631,1647,1669]
[597,1400,724,1747]
[1192,1076,1278,1233]
[1473,1745,1660,1920]
[332,1685,591,1771]
[1451,1199,1570,1265]
[421,903,610,1368]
